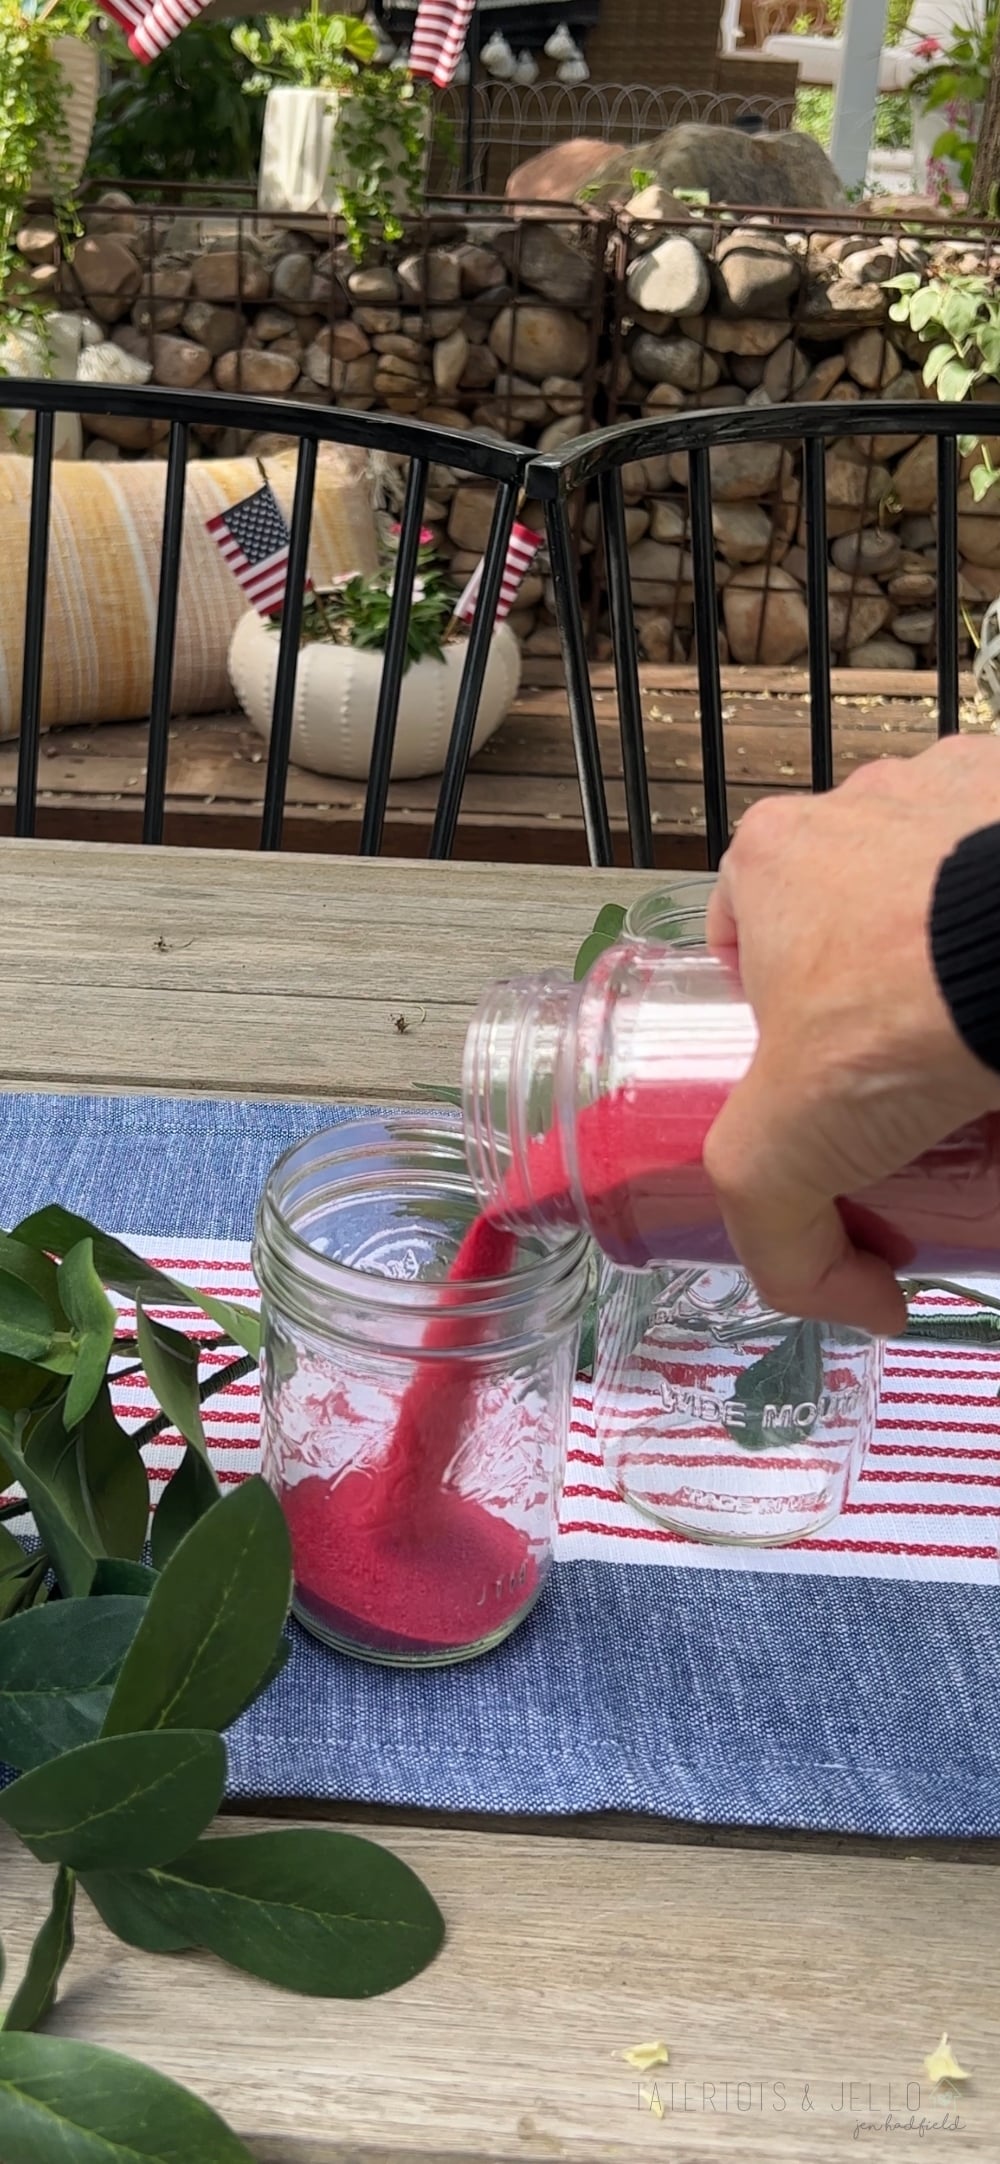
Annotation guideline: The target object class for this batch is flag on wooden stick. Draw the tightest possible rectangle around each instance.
[453,521,542,626]
[205,485,310,618]
[408,0,477,88]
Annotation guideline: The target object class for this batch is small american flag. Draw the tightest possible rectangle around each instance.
[127,0,211,62]
[205,485,309,618]
[408,0,477,88]
[92,0,152,32]
[454,520,542,626]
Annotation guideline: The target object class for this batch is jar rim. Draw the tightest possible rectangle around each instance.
[255,1111,591,1324]
[623,878,715,944]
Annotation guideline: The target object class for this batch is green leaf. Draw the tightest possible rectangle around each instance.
[908,285,948,335]
[128,1827,445,1997]
[970,460,999,502]
[81,1869,196,1955]
[0,2031,254,2162]
[149,1447,220,1571]
[0,1595,146,1771]
[939,286,983,341]
[3,1404,97,1600]
[0,1235,66,1326]
[2,1867,75,2032]
[0,1730,226,1872]
[882,271,920,294]
[75,1387,149,1563]
[14,1211,260,1362]
[103,1477,291,1740]
[977,323,1000,376]
[90,1558,158,1600]
[923,339,957,388]
[937,356,978,402]
[0,1279,55,1368]
[59,1244,116,1431]
[573,903,628,982]
[731,1320,825,1451]
[136,1306,208,1455]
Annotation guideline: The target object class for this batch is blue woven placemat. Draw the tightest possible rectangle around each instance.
[1,1088,998,1838]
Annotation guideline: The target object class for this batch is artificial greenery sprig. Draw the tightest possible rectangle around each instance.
[278,532,457,671]
[0,1206,443,2158]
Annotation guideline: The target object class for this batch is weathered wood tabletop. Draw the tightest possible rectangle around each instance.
[1,840,997,2163]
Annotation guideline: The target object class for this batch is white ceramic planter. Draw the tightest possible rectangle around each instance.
[228,611,522,781]
[32,37,99,193]
[257,84,427,219]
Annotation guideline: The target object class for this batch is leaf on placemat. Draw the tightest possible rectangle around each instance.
[59,1243,117,1431]
[573,903,627,982]
[731,1320,824,1451]
[103,1478,291,1740]
[0,1728,226,1872]
[0,1595,146,1771]
[150,1447,221,1571]
[136,1308,209,1457]
[0,2032,255,2162]
[2,1865,76,2032]
[14,1209,261,1361]
[82,1866,198,1955]
[109,1827,445,1998]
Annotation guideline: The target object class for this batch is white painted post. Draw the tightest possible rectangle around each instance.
[828,0,891,194]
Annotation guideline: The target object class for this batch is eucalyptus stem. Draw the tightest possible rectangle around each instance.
[129,1351,258,1451]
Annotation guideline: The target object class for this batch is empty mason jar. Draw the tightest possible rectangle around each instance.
[595,1260,881,1545]
[623,877,715,947]
[254,1113,591,1666]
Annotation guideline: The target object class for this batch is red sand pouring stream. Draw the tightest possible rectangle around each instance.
[283,1082,1000,1653]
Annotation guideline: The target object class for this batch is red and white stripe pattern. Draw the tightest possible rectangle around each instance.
[407,0,477,88]
[3,1247,998,1589]
[93,0,153,34]
[127,0,211,63]
[205,484,309,619]
[454,520,542,626]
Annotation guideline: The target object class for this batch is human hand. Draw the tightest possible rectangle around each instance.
[703,736,1000,1334]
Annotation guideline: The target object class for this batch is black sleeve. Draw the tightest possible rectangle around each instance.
[929,821,1000,1076]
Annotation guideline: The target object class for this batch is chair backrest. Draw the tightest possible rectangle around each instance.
[1,380,530,859]
[525,398,989,870]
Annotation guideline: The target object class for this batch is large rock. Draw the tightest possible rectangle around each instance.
[669,438,791,501]
[271,252,313,304]
[150,333,211,390]
[630,331,720,391]
[433,327,469,394]
[957,480,1000,567]
[486,220,595,309]
[132,259,191,334]
[715,228,800,318]
[723,563,810,665]
[831,528,901,577]
[847,635,916,670]
[504,139,617,207]
[798,278,888,336]
[489,304,588,382]
[843,326,903,391]
[825,569,892,651]
[761,339,809,402]
[648,499,688,544]
[579,124,845,214]
[892,437,937,513]
[628,538,696,584]
[448,485,498,553]
[181,300,241,356]
[695,315,790,358]
[347,263,400,303]
[824,449,893,514]
[626,236,710,320]
[397,250,462,305]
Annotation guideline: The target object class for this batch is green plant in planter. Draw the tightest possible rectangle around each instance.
[0,0,94,361]
[0,1207,443,2157]
[885,269,1000,503]
[232,4,430,261]
[282,528,457,670]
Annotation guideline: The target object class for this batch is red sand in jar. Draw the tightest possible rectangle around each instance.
[285,1211,544,1658]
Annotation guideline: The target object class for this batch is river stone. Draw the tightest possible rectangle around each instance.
[215,348,300,396]
[669,438,790,501]
[831,528,902,577]
[826,572,892,651]
[487,220,595,309]
[715,227,800,317]
[797,352,847,401]
[761,339,809,402]
[722,562,809,665]
[272,252,313,304]
[825,450,892,514]
[957,482,1000,567]
[712,501,773,563]
[584,502,649,545]
[630,332,720,391]
[150,333,211,389]
[695,315,790,358]
[449,486,498,553]
[398,250,462,305]
[347,263,401,303]
[648,499,688,544]
[433,327,469,395]
[489,304,588,382]
[847,635,916,669]
[843,326,903,391]
[191,251,269,304]
[626,235,710,319]
[891,610,935,643]
[73,235,143,323]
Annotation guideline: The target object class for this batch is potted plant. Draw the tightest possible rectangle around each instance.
[233,5,430,258]
[227,531,521,782]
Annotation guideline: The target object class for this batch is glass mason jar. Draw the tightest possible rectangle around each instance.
[595,1260,881,1544]
[254,1113,591,1666]
[623,877,716,947]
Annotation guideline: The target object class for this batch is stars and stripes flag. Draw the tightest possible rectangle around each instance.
[205,485,310,619]
[408,0,478,88]
[453,520,542,626]
[122,0,212,63]
[91,0,154,34]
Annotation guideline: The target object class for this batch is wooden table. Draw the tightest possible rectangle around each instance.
[1,840,997,2163]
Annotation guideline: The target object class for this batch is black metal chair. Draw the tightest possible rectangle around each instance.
[525,399,992,871]
[1,379,533,858]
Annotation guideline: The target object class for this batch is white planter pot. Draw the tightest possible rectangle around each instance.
[32,37,99,194]
[228,611,521,781]
[257,84,427,220]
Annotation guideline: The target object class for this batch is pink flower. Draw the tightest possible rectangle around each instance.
[390,521,436,546]
[913,34,942,57]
